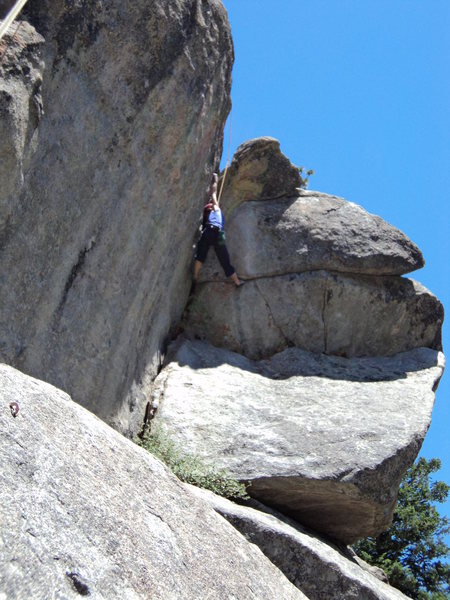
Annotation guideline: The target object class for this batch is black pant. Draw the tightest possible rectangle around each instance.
[195,226,235,278]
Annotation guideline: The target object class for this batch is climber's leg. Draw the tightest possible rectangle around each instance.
[213,242,243,286]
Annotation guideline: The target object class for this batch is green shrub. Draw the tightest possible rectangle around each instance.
[137,424,249,501]
[298,166,314,188]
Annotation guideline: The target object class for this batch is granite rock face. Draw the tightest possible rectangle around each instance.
[186,273,443,359]
[188,485,409,600]
[218,137,303,214]
[199,190,424,281]
[0,363,305,600]
[207,138,423,279]
[152,338,444,543]
[0,21,44,210]
[188,137,441,365]
[0,0,233,434]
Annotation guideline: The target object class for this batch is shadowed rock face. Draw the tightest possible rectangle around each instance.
[0,1,15,18]
[0,22,44,206]
[185,273,443,359]
[188,485,410,600]
[0,0,233,433]
[152,338,445,543]
[0,363,305,600]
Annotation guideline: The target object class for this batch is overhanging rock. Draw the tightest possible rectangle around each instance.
[152,338,445,543]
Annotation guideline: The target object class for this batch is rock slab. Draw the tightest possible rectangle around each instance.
[152,338,444,543]
[185,273,443,359]
[189,485,410,600]
[0,363,305,599]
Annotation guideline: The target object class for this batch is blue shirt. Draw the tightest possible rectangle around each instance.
[207,207,224,230]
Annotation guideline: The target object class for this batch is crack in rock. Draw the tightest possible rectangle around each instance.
[254,279,290,347]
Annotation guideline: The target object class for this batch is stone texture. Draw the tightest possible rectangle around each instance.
[349,549,389,584]
[188,485,409,600]
[185,272,443,360]
[0,21,44,210]
[0,363,305,600]
[199,191,424,281]
[0,0,233,434]
[218,137,303,215]
[152,338,445,543]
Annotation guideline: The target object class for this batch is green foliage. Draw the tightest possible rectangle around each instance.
[137,424,249,501]
[298,166,315,189]
[354,458,450,599]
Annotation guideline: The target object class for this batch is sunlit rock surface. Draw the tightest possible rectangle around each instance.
[0,363,305,599]
[153,338,444,543]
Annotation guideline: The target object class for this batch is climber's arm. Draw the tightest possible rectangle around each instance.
[210,173,219,207]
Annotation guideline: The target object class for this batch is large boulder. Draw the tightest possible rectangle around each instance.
[0,0,233,434]
[185,273,443,359]
[218,137,303,214]
[207,137,423,278]
[199,190,424,281]
[0,363,305,599]
[189,485,410,600]
[187,138,441,362]
[152,338,445,543]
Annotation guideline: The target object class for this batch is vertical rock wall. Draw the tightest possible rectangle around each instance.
[0,0,233,433]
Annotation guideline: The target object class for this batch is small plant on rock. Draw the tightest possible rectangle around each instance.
[298,166,315,189]
[137,424,249,501]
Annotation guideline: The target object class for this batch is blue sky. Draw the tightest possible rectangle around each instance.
[221,0,449,526]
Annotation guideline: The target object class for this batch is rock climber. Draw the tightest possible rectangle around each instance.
[193,173,244,288]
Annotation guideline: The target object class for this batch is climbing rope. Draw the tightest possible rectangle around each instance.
[0,0,29,43]
[217,106,233,204]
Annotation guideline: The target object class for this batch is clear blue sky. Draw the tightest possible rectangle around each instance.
[221,0,450,527]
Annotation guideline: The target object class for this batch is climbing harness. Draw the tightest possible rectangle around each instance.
[0,0,29,43]
[217,106,232,204]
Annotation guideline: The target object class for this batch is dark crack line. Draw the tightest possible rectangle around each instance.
[200,267,388,285]
[146,506,177,535]
[322,287,328,354]
[57,241,96,314]
[254,279,289,346]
